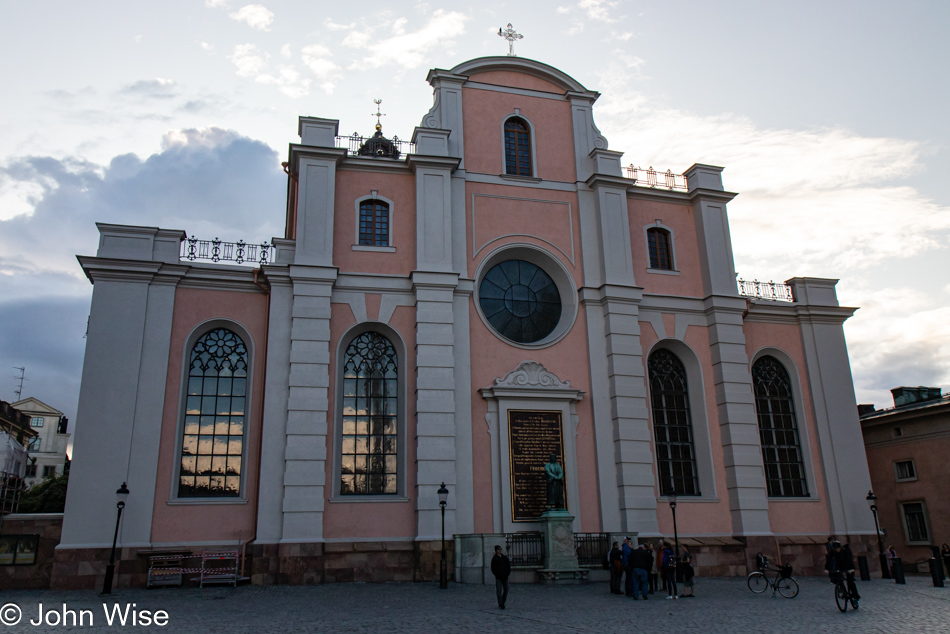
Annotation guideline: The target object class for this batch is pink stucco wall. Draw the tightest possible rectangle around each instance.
[332,170,416,275]
[466,70,567,94]
[322,303,418,539]
[628,198,705,298]
[461,86,576,182]
[151,288,268,544]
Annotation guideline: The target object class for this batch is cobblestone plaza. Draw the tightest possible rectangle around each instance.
[1,576,948,633]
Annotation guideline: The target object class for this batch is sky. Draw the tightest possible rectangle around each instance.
[1,0,948,432]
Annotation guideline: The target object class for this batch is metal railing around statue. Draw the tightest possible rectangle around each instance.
[737,278,795,302]
[181,237,272,265]
[574,532,610,567]
[505,532,544,567]
[622,165,688,191]
[334,133,416,157]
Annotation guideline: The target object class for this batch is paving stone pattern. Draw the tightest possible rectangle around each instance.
[2,575,948,633]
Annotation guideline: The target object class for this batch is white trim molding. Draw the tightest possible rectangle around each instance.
[353,192,395,250]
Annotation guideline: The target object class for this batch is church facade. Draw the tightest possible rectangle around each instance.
[56,56,876,588]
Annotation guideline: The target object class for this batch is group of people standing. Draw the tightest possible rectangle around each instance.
[609,538,695,600]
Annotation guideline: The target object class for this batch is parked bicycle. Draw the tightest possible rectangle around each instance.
[830,571,859,612]
[747,554,799,598]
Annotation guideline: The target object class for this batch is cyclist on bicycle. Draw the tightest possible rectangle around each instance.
[828,541,860,602]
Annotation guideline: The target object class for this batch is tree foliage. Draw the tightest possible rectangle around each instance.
[18,470,68,513]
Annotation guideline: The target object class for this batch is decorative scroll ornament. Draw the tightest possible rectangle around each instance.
[492,360,571,388]
[498,23,523,57]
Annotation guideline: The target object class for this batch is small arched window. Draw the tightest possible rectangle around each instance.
[340,332,398,495]
[752,356,809,497]
[648,349,699,496]
[647,227,674,270]
[359,200,390,247]
[504,118,532,176]
[179,328,248,498]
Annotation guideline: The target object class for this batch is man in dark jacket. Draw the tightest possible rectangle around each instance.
[828,541,860,602]
[490,545,511,609]
[609,542,624,594]
[630,544,652,600]
[622,537,635,597]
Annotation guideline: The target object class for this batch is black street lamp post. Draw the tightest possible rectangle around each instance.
[866,490,890,579]
[102,482,130,595]
[438,482,448,589]
[669,493,680,569]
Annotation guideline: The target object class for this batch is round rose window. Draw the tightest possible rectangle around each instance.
[478,260,562,344]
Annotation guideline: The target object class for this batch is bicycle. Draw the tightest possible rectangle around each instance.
[831,571,859,612]
[747,555,799,598]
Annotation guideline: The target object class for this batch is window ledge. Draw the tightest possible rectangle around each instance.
[646,268,680,276]
[895,477,918,483]
[329,496,410,503]
[499,174,541,183]
[166,498,248,506]
[656,496,719,503]
[766,496,821,502]
[352,245,395,253]
[906,540,931,546]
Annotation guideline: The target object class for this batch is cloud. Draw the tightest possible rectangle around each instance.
[345,10,468,71]
[280,43,291,58]
[229,4,274,31]
[323,18,355,31]
[117,78,179,100]
[301,44,342,93]
[205,0,228,7]
[200,41,216,55]
[228,44,311,97]
[558,0,621,26]
[0,128,285,419]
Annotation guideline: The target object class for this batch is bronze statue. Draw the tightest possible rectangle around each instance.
[544,452,565,510]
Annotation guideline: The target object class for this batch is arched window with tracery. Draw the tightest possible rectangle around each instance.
[752,356,809,497]
[179,328,248,498]
[647,227,674,270]
[359,200,390,247]
[504,118,532,176]
[340,332,398,495]
[648,349,699,496]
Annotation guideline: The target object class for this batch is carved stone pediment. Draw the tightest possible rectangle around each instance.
[492,361,571,389]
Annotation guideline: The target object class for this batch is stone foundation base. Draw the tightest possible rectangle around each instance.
[636,533,882,578]
[537,568,589,585]
[50,540,454,590]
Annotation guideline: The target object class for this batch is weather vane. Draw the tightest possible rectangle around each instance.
[372,98,385,131]
[497,23,523,57]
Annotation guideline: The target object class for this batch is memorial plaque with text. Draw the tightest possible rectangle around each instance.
[508,410,565,522]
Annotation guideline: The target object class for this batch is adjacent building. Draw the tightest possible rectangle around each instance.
[12,398,70,487]
[57,56,876,589]
[860,386,949,571]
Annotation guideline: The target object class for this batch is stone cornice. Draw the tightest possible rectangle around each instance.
[178,264,266,293]
[411,270,459,290]
[687,188,738,204]
[406,154,461,173]
[287,144,347,170]
[626,187,692,205]
[585,173,631,191]
[338,156,412,174]
[578,284,643,306]
[77,255,163,284]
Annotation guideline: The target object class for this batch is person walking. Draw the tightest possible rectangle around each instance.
[630,544,652,600]
[622,537,635,597]
[679,546,695,597]
[609,541,624,595]
[942,544,950,580]
[490,545,511,610]
[648,543,658,594]
[886,545,897,578]
[661,542,677,599]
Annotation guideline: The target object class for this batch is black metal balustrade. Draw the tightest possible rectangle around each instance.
[622,165,688,191]
[737,279,795,302]
[574,532,610,567]
[335,134,415,157]
[181,237,272,265]
[505,532,544,567]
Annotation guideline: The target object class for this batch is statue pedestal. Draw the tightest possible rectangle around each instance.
[537,509,588,585]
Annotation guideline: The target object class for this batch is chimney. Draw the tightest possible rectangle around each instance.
[890,386,942,408]
[857,404,876,417]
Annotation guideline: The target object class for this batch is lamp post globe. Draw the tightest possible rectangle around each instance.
[866,490,890,579]
[102,482,130,595]
[438,482,448,589]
